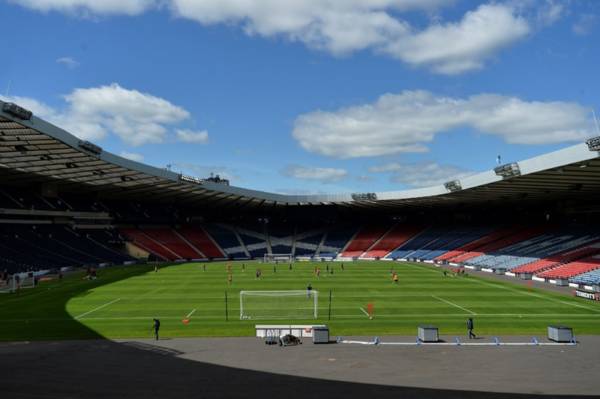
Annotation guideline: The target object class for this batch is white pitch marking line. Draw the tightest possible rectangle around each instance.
[432,295,476,315]
[407,262,600,313]
[359,307,370,317]
[463,275,600,313]
[75,298,121,320]
[186,308,197,319]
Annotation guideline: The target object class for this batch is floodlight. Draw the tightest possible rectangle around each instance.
[585,136,600,151]
[494,162,521,178]
[351,192,378,201]
[444,180,462,192]
[2,102,32,120]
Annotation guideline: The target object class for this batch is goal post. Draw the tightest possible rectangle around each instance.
[0,275,36,294]
[263,253,293,263]
[239,290,318,320]
[0,276,16,294]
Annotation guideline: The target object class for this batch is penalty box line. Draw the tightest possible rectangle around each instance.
[406,262,600,314]
[431,295,477,315]
[75,298,121,320]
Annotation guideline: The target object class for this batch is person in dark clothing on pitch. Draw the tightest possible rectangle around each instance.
[153,318,161,340]
[467,317,476,339]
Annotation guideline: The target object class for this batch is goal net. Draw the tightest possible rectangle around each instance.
[0,277,15,294]
[263,253,293,263]
[240,290,318,320]
[0,275,36,294]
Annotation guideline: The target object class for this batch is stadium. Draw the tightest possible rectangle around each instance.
[2,98,600,398]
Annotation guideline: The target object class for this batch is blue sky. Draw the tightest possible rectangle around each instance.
[1,0,599,194]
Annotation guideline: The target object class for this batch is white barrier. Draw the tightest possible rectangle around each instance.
[255,325,322,338]
[338,337,576,347]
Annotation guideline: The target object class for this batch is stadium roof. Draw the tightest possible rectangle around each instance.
[2,99,600,211]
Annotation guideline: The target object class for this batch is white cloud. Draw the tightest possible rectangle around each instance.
[170,1,529,74]
[293,90,595,159]
[535,0,564,27]
[2,83,192,146]
[12,1,536,75]
[369,161,473,188]
[10,1,544,74]
[119,151,144,162]
[8,0,158,15]
[573,14,597,36]
[283,165,348,182]
[176,129,209,144]
[383,4,530,74]
[0,94,58,119]
[56,56,80,69]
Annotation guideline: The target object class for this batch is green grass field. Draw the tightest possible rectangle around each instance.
[1,261,600,341]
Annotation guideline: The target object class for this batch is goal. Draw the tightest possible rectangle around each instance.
[0,275,36,294]
[239,290,318,320]
[263,253,293,263]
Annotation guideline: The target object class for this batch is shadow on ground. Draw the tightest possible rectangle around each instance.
[0,266,590,399]
[0,338,589,399]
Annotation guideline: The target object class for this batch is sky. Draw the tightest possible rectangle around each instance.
[1,0,599,194]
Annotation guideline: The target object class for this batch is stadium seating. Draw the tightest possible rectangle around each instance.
[341,225,392,257]
[511,241,600,275]
[178,226,226,258]
[321,227,358,255]
[435,227,517,262]
[120,228,181,261]
[411,227,492,260]
[449,226,547,264]
[141,228,204,259]
[294,231,325,256]
[465,229,600,271]
[361,225,423,258]
[0,224,132,273]
[537,255,600,279]
[385,226,491,260]
[571,268,600,286]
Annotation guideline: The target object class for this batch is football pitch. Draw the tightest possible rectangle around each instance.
[1,261,600,341]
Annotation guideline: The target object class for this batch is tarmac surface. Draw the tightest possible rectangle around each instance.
[1,335,599,399]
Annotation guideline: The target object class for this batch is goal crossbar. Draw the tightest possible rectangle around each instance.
[240,290,318,320]
[263,253,293,263]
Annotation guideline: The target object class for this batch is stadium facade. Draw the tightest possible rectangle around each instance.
[2,99,600,293]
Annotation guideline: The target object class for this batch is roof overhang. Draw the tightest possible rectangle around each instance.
[2,99,600,210]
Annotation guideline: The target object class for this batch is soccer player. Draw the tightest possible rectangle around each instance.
[154,265,158,273]
[152,318,161,340]
[307,283,312,298]
[467,318,476,339]
[256,269,261,279]
[341,263,344,271]
[393,273,399,284]
[227,273,233,285]
[242,263,246,272]
[316,268,321,278]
